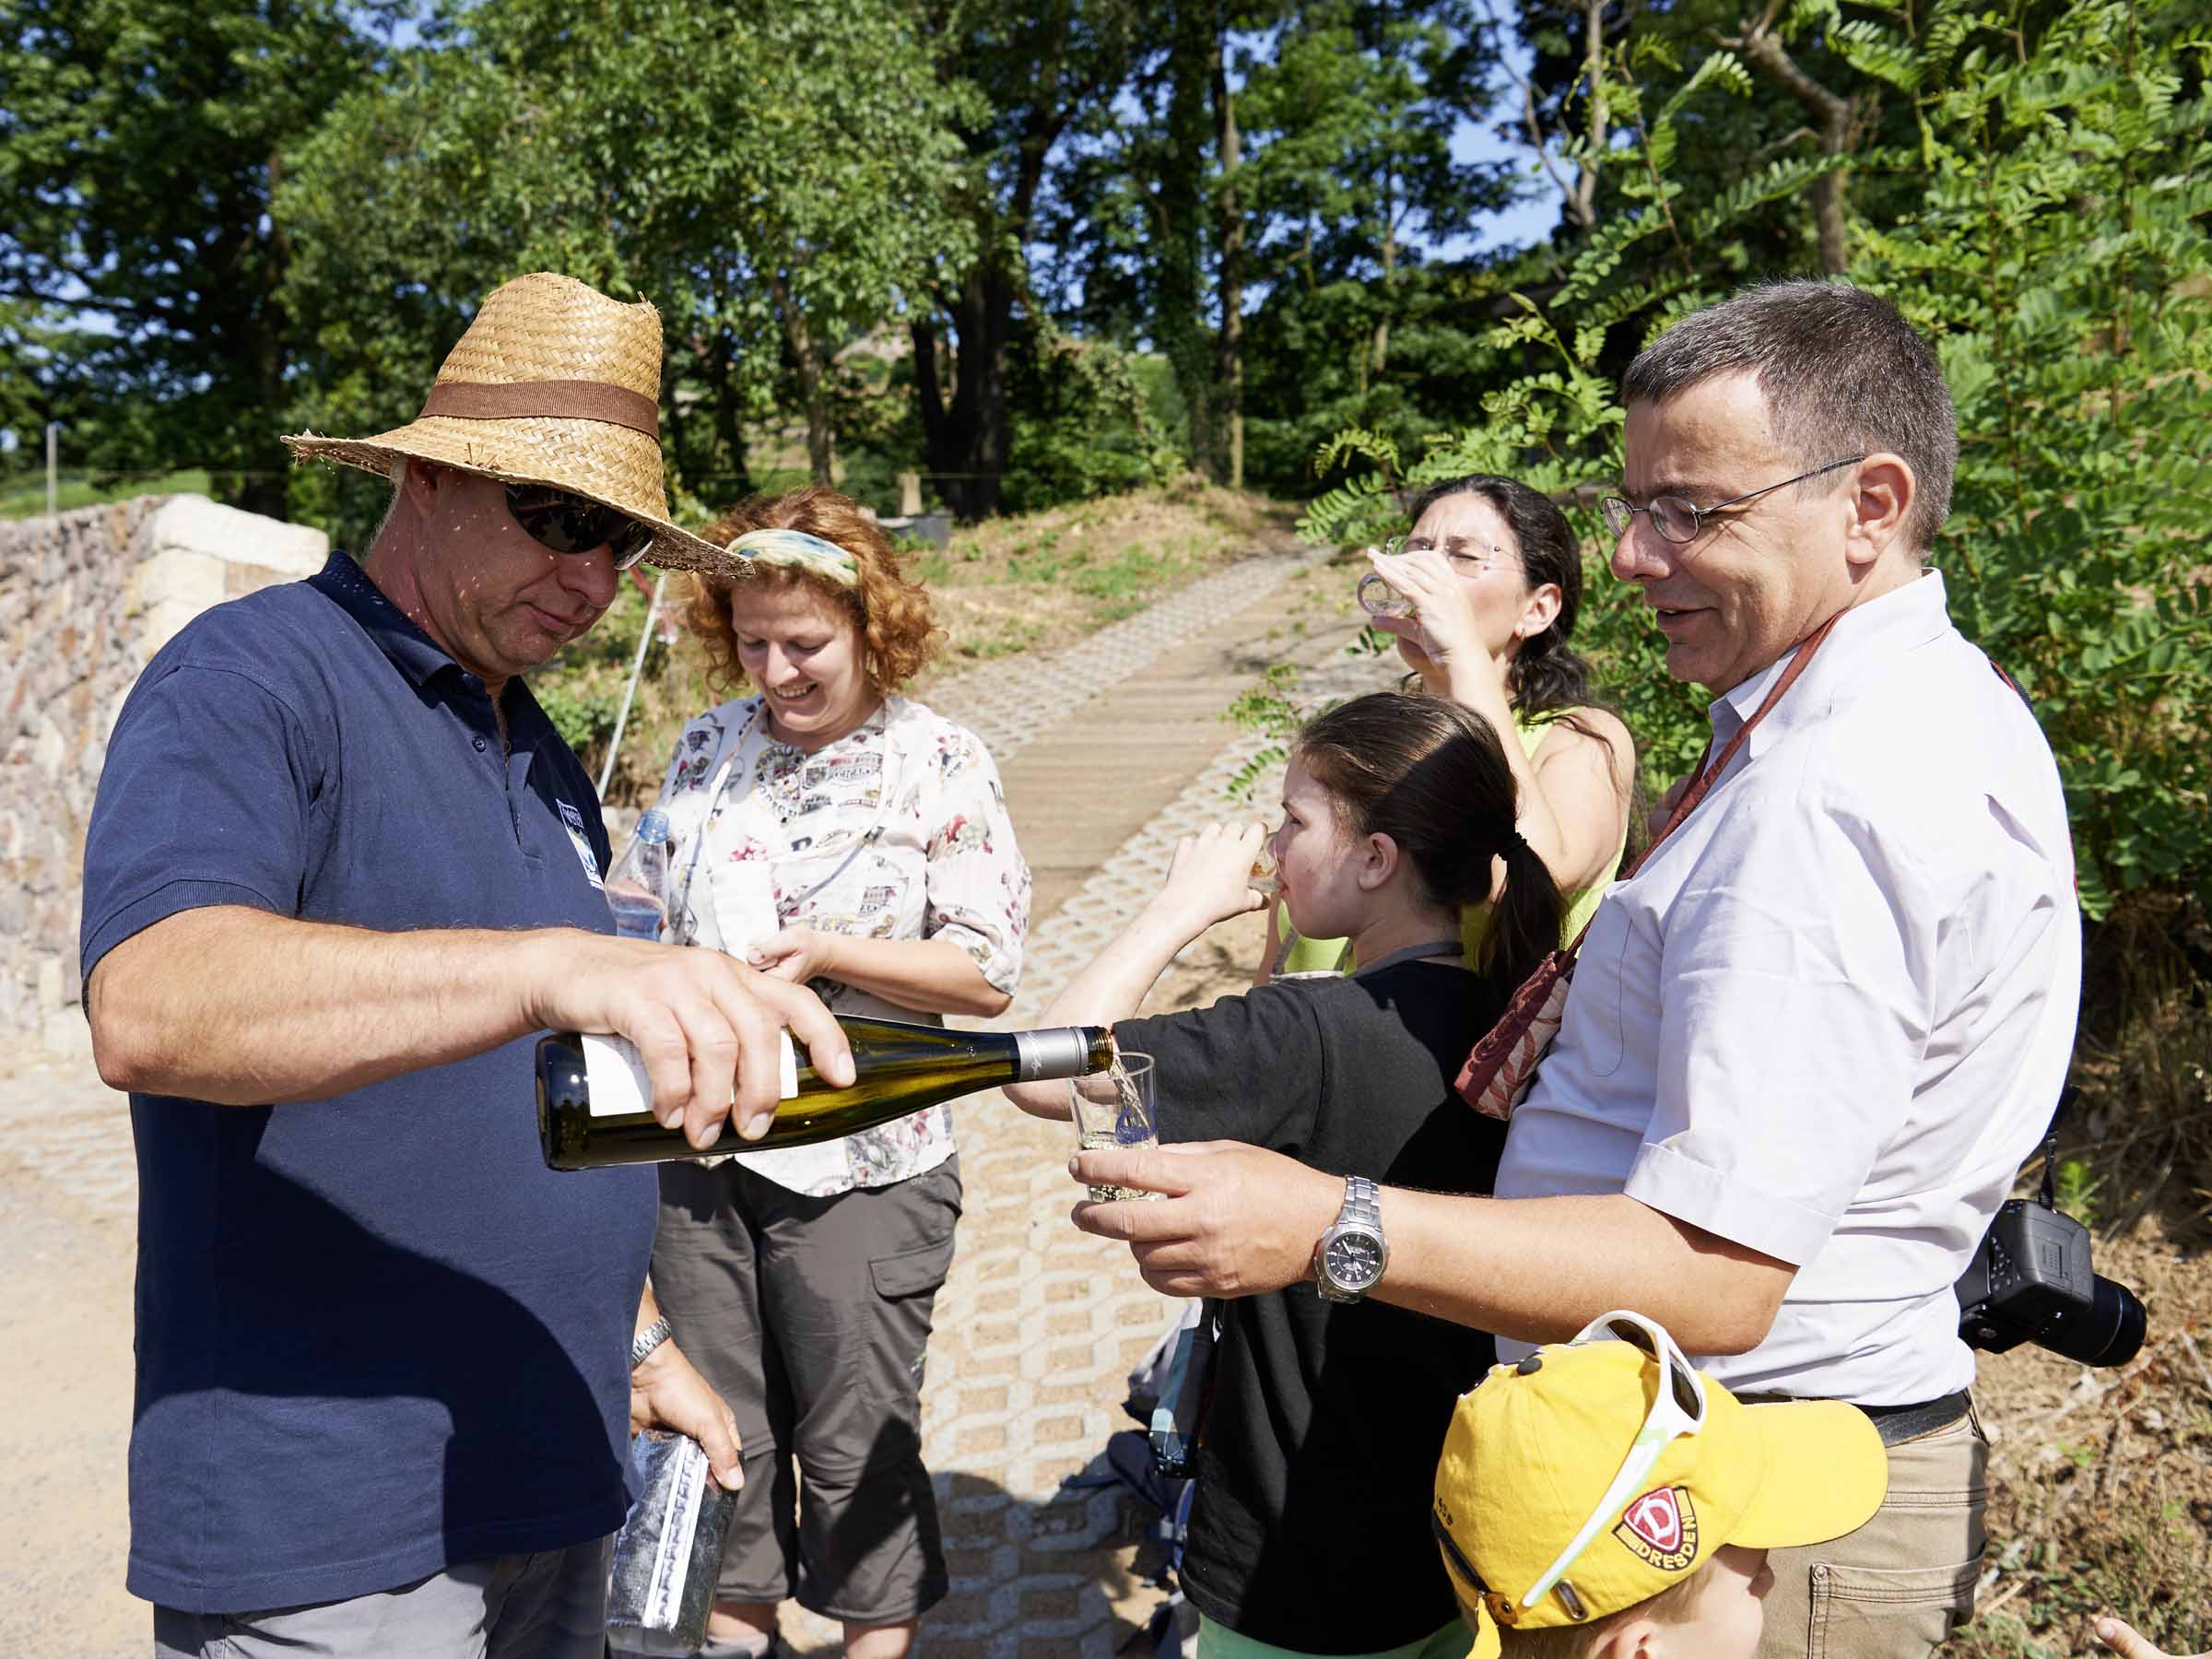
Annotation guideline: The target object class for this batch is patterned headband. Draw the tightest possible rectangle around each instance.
[725,527,861,587]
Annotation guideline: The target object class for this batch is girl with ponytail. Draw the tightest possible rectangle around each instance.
[1264,473,1635,981]
[1005,691,1560,1659]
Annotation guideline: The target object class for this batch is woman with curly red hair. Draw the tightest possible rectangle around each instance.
[632,486,1030,1659]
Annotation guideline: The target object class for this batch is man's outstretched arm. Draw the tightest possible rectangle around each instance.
[1068,1139,1793,1355]
[89,905,853,1148]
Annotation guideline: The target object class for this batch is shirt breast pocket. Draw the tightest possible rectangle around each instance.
[1571,901,1640,1079]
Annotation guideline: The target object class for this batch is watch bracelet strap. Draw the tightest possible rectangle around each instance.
[1341,1174,1382,1230]
[1316,1175,1384,1302]
[630,1315,673,1370]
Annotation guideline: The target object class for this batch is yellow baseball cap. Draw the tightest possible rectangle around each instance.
[1431,1324,1888,1632]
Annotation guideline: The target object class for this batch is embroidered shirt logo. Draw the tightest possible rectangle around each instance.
[558,800,605,890]
[1612,1486,1699,1572]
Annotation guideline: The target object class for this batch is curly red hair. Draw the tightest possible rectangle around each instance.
[682,486,942,698]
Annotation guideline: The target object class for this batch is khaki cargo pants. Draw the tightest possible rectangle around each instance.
[1754,1404,1987,1659]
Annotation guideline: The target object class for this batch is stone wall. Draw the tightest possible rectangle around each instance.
[0,496,328,1054]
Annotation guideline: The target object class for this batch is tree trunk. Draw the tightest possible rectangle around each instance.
[1730,12,1860,276]
[771,276,834,485]
[669,311,750,503]
[912,263,1014,521]
[1371,174,1397,385]
[1159,1,1218,479]
[237,150,290,521]
[1213,19,1245,492]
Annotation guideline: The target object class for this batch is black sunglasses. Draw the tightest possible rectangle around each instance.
[505,483,655,571]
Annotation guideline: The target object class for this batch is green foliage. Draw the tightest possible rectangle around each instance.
[1848,0,2212,916]
[1950,1522,2212,1658]
[1051,0,1517,494]
[275,0,974,533]
[998,332,1182,512]
[0,468,212,521]
[1296,35,1814,789]
[1306,0,2212,912]
[1225,663,1311,803]
[0,0,390,516]
[535,678,623,758]
[2052,1157,2101,1227]
[530,582,691,788]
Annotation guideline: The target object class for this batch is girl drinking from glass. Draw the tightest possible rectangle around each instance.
[1007,690,1561,1659]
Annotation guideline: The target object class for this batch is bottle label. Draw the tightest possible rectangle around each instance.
[582,1031,800,1119]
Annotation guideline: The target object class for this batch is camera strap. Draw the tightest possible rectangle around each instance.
[2033,1082,2077,1210]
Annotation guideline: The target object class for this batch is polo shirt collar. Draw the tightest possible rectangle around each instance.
[1708,569,1953,759]
[310,550,468,691]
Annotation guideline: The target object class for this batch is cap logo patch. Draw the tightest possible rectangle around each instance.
[1613,1486,1699,1572]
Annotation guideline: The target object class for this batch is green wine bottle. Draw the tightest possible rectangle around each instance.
[537,1016,1114,1171]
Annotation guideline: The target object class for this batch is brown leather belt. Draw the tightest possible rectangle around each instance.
[1736,1389,1971,1447]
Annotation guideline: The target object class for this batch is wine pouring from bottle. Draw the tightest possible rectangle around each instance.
[538,1016,1116,1170]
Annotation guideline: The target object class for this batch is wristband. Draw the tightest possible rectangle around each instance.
[629,1315,673,1370]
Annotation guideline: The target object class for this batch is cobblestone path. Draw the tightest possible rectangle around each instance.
[0,540,1394,1657]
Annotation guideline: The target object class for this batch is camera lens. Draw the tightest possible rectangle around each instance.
[2043,1276,2147,1368]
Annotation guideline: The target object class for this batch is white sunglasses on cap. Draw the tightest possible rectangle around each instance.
[1519,1310,1710,1617]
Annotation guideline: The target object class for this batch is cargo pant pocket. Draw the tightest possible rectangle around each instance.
[1810,1555,1982,1659]
[863,1232,955,1429]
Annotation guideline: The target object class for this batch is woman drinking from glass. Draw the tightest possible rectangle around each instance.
[1263,473,1635,980]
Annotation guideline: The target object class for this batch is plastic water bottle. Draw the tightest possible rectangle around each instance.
[605,809,672,942]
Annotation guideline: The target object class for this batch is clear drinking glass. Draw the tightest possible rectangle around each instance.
[1070,1052,1159,1202]
[1357,570,1415,618]
[1251,843,1277,896]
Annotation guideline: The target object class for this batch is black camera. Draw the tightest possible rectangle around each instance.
[1956,1194,2147,1368]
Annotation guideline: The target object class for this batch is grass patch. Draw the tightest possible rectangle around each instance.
[901,478,1301,688]
[0,469,214,520]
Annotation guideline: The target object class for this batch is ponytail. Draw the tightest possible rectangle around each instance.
[1294,691,1565,1004]
[1484,831,1565,998]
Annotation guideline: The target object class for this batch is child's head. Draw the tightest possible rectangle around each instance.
[1476,1547,1767,1659]
[1431,1312,1888,1659]
[1279,691,1563,990]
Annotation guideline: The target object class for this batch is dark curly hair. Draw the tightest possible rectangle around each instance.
[683,485,942,698]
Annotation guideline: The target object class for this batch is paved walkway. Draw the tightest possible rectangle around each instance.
[0,541,1393,1657]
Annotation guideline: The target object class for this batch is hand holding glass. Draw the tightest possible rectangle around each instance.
[1357,570,1416,618]
[1071,1052,1159,1202]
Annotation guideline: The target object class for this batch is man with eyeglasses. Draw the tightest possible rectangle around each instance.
[80,273,853,1658]
[1074,281,2080,1659]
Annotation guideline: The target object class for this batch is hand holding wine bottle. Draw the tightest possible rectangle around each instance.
[540,1015,1114,1170]
[517,929,855,1152]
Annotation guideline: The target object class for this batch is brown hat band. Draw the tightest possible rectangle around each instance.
[418,378,661,441]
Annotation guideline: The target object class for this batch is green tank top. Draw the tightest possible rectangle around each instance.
[1275,709,1621,977]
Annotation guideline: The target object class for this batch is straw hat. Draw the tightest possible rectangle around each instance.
[283,272,734,573]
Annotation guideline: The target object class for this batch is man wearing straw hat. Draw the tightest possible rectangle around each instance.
[80,272,853,1657]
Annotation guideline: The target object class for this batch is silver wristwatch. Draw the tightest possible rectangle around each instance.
[1314,1175,1389,1303]
[629,1315,673,1370]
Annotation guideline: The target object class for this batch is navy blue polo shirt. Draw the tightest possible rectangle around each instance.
[80,551,657,1613]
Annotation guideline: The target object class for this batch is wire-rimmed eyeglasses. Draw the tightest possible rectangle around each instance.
[1599,456,1865,545]
[1379,532,1501,571]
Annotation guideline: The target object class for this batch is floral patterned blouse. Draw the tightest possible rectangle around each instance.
[649,694,1030,1196]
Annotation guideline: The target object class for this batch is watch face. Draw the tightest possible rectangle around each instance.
[1325,1230,1383,1288]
